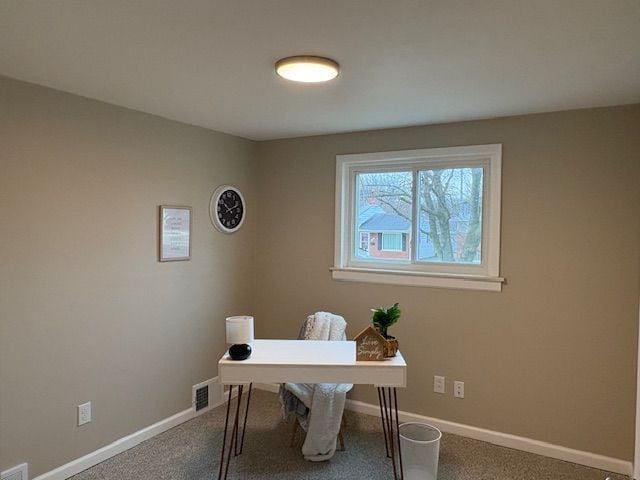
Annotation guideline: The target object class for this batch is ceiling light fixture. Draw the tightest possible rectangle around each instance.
[275,56,339,83]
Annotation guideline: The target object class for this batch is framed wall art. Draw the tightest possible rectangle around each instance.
[159,205,192,262]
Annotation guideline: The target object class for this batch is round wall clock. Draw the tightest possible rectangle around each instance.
[209,185,246,233]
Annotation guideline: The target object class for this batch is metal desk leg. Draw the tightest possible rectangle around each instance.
[236,383,252,456]
[377,387,391,457]
[217,383,253,480]
[377,387,404,480]
[393,388,404,480]
[217,387,234,480]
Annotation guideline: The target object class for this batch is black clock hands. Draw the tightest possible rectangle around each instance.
[221,199,239,213]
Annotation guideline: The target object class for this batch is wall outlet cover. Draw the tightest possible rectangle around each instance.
[78,402,91,426]
[454,380,465,398]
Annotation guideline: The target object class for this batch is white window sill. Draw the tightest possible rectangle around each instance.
[331,267,504,292]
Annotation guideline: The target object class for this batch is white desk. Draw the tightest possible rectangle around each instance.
[219,339,406,386]
[216,339,407,480]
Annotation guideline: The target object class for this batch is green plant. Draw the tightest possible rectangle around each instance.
[371,302,401,338]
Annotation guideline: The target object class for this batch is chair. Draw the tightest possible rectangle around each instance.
[290,409,346,451]
[280,312,352,458]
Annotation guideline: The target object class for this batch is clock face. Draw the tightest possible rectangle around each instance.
[210,186,245,233]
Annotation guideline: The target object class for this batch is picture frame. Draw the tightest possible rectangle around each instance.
[159,205,192,262]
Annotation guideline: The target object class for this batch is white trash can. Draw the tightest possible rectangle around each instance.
[399,422,442,480]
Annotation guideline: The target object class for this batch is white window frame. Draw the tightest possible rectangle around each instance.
[332,144,504,292]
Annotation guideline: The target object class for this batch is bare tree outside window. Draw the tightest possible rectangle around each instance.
[418,168,483,263]
[355,168,483,264]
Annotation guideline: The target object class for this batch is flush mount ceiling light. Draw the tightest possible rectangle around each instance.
[275,56,339,83]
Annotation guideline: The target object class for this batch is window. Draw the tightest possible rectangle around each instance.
[333,144,503,291]
[381,233,404,251]
[417,167,483,263]
[359,232,370,253]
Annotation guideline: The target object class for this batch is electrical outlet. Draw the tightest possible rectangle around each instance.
[454,381,465,398]
[78,401,91,426]
[433,375,445,394]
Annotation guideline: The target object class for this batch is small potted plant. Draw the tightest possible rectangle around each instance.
[371,302,401,357]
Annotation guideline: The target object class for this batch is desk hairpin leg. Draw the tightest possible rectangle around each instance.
[377,387,404,480]
[377,388,391,457]
[237,383,252,455]
[217,383,253,480]
[393,388,404,480]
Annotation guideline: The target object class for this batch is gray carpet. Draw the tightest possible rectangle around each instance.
[71,389,626,480]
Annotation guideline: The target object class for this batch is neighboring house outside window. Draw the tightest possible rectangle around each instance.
[333,144,503,291]
[357,208,410,259]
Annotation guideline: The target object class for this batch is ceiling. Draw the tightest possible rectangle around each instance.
[1,0,639,140]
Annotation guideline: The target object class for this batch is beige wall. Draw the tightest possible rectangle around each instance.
[1,73,639,475]
[254,105,640,461]
[0,76,256,476]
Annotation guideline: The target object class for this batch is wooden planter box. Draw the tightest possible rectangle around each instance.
[383,336,399,358]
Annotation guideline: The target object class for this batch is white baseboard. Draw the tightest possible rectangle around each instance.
[34,408,194,480]
[33,381,631,479]
[345,397,632,476]
[253,383,632,476]
[34,379,236,480]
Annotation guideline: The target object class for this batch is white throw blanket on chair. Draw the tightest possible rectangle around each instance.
[284,312,353,461]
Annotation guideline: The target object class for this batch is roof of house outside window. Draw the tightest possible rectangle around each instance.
[357,205,385,227]
[360,213,410,232]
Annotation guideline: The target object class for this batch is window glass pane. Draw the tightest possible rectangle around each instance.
[417,167,483,264]
[381,233,403,251]
[355,171,412,260]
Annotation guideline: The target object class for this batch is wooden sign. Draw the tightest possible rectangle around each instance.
[354,325,386,361]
